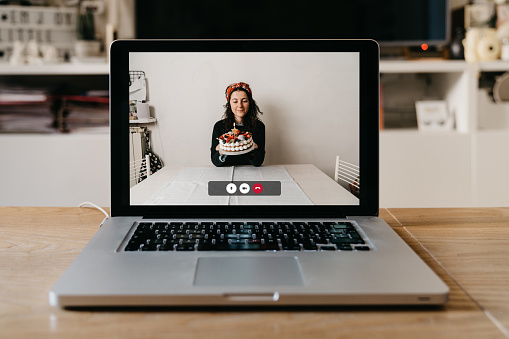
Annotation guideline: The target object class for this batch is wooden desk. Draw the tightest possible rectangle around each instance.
[1,207,508,338]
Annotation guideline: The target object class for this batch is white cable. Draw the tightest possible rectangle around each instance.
[78,201,110,219]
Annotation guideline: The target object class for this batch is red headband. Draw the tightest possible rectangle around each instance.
[225,82,252,102]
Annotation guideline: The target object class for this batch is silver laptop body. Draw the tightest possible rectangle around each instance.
[50,40,449,307]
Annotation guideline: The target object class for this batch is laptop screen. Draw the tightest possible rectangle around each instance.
[110,40,379,218]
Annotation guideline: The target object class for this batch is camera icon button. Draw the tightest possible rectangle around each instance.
[239,183,250,194]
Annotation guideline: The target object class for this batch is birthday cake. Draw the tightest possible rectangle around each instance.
[218,125,255,155]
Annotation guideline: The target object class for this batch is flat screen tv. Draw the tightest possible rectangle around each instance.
[135,0,450,48]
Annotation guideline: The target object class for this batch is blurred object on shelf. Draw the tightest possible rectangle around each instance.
[493,72,509,103]
[465,3,495,29]
[0,103,55,133]
[74,39,101,58]
[75,4,102,58]
[79,0,105,15]
[463,3,501,62]
[50,93,109,133]
[0,87,47,104]
[496,4,509,58]
[497,21,509,40]
[10,41,27,65]
[0,5,77,63]
[0,86,52,133]
[381,106,418,129]
[496,3,509,29]
[415,101,454,131]
[41,44,60,62]
[129,70,146,101]
[449,27,466,60]
[0,85,109,134]
[463,28,501,62]
[136,102,150,120]
[9,39,62,65]
[502,38,509,61]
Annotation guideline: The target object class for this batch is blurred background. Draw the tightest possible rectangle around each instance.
[0,0,508,208]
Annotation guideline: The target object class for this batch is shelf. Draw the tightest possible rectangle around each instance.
[380,59,509,74]
[3,59,505,76]
[2,59,507,76]
[380,60,468,73]
[129,117,156,124]
[477,60,509,72]
[477,128,509,136]
[0,62,109,75]
[380,128,465,136]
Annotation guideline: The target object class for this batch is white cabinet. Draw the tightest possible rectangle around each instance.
[0,133,110,207]
[475,130,509,207]
[380,131,473,207]
[380,60,509,207]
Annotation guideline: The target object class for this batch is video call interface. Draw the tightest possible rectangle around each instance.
[128,51,360,206]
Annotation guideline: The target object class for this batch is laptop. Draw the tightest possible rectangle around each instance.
[50,39,449,307]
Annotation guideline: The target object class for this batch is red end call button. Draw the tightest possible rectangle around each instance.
[253,183,263,194]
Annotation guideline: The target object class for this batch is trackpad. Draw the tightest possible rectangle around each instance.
[194,257,305,286]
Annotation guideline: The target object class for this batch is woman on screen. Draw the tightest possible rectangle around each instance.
[211,82,265,167]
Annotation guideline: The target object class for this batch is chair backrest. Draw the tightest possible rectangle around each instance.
[335,156,360,197]
[129,154,151,188]
[129,127,150,187]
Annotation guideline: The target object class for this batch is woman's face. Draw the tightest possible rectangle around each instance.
[230,90,250,123]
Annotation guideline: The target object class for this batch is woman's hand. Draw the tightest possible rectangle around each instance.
[216,145,226,155]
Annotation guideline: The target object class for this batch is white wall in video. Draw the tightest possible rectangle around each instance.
[129,52,358,172]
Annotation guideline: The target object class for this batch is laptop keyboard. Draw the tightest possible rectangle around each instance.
[124,221,370,252]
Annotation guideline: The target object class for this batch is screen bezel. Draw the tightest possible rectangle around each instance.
[110,40,379,218]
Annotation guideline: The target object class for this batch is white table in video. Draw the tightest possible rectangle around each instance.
[130,164,359,205]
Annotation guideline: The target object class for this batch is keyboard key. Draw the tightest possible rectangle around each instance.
[197,243,279,251]
[330,238,357,244]
[125,243,141,251]
[142,243,158,251]
[159,244,175,251]
[176,244,196,251]
[302,242,317,251]
[281,240,301,250]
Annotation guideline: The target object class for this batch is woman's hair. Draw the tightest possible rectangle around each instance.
[222,88,263,132]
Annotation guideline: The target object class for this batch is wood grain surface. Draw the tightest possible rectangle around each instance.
[0,207,507,338]
[389,208,509,338]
